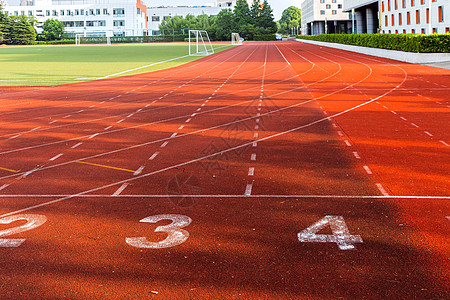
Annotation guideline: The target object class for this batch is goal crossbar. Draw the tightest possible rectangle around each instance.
[231,32,243,45]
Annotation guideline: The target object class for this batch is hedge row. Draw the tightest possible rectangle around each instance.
[33,40,75,45]
[297,34,450,53]
[253,33,276,41]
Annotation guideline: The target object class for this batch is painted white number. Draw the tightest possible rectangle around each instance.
[126,214,191,249]
[0,214,47,247]
[297,215,363,250]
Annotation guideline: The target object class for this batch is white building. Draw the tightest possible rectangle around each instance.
[147,5,222,35]
[2,0,147,37]
[301,0,353,35]
[379,0,450,34]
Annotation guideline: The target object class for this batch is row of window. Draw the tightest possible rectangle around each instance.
[320,0,339,3]
[11,8,126,17]
[62,20,125,27]
[150,16,172,22]
[322,4,343,9]
[384,6,444,26]
[320,10,339,15]
[382,0,438,12]
[383,27,449,33]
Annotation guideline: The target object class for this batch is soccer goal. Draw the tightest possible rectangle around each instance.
[188,30,214,56]
[75,34,111,46]
[231,32,243,45]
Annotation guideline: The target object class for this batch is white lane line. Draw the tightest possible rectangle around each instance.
[71,142,83,149]
[30,127,41,132]
[254,132,259,138]
[254,125,259,130]
[88,133,100,139]
[244,183,253,196]
[49,120,57,124]
[185,118,192,123]
[149,152,159,160]
[390,111,397,115]
[256,118,260,123]
[160,141,169,148]
[8,134,21,140]
[363,165,373,175]
[251,153,256,161]
[170,133,178,138]
[191,113,196,117]
[248,167,255,176]
[136,109,142,112]
[344,140,352,146]
[332,123,338,128]
[376,183,389,196]
[134,166,145,175]
[439,140,449,147]
[127,113,134,118]
[400,117,407,121]
[49,153,63,161]
[0,184,10,191]
[89,105,96,108]
[62,115,71,119]
[17,169,37,180]
[411,123,419,128]
[112,183,129,196]
[201,103,206,107]
[116,119,125,123]
[424,131,433,137]
[178,125,184,130]
[196,108,202,112]
[253,142,257,147]
[353,152,360,159]
[337,131,344,137]
[104,126,113,130]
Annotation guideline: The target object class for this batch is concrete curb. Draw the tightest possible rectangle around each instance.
[296,39,450,64]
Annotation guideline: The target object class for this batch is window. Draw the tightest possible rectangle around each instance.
[81,9,84,15]
[402,0,405,8]
[432,28,436,33]
[338,4,342,8]
[332,10,337,14]
[46,10,50,16]
[113,8,125,16]
[86,21,94,27]
[74,21,84,27]
[320,0,325,3]
[438,6,444,22]
[395,30,398,33]
[113,20,125,26]
[411,0,415,7]
[395,0,397,9]
[60,10,64,16]
[446,27,449,33]
[163,16,170,20]
[382,1,385,12]
[103,9,108,15]
[407,11,411,24]
[67,10,71,16]
[416,9,420,24]
[96,9,101,15]
[385,15,388,26]
[97,20,106,26]
[421,28,425,34]
[426,8,429,23]
[320,10,325,15]
[89,9,94,15]
[28,11,33,16]
[326,4,331,9]
[52,10,57,16]
[411,28,415,33]
[75,9,79,16]
[391,14,395,25]
[388,0,391,10]
[420,0,424,4]
[152,16,160,21]
[399,13,402,25]
[332,0,336,2]
[403,29,406,33]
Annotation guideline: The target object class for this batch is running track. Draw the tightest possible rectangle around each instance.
[0,41,448,298]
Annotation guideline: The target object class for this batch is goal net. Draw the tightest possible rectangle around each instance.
[231,32,243,45]
[188,30,214,56]
[75,35,111,46]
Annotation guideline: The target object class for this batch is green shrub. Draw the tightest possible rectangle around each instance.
[253,33,276,41]
[297,33,450,53]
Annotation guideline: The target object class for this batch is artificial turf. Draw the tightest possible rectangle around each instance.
[0,42,235,86]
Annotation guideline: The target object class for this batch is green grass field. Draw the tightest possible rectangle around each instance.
[0,42,235,86]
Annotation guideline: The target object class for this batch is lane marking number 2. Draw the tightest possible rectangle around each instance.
[0,214,47,247]
[298,215,363,250]
[126,214,192,249]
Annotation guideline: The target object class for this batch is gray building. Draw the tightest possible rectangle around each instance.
[301,0,353,35]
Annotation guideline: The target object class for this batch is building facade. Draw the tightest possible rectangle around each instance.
[147,6,222,35]
[342,0,379,33]
[301,0,353,35]
[3,0,147,37]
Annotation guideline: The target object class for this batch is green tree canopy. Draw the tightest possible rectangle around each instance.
[41,18,65,41]
[8,15,36,45]
[279,6,301,35]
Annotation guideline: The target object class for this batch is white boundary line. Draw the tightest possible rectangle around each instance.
[0,194,447,199]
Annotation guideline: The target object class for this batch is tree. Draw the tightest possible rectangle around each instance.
[257,0,277,34]
[233,0,250,29]
[214,9,233,41]
[9,15,36,45]
[0,4,10,43]
[279,6,301,35]
[41,18,65,41]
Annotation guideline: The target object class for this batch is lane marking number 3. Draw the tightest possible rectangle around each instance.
[126,214,191,249]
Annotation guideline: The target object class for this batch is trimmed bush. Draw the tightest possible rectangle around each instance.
[297,34,450,53]
[253,33,276,41]
[33,40,75,45]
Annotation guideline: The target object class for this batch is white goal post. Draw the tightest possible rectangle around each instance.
[231,32,243,45]
[188,30,214,56]
[75,34,111,46]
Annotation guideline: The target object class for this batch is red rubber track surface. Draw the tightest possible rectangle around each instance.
[0,41,448,299]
